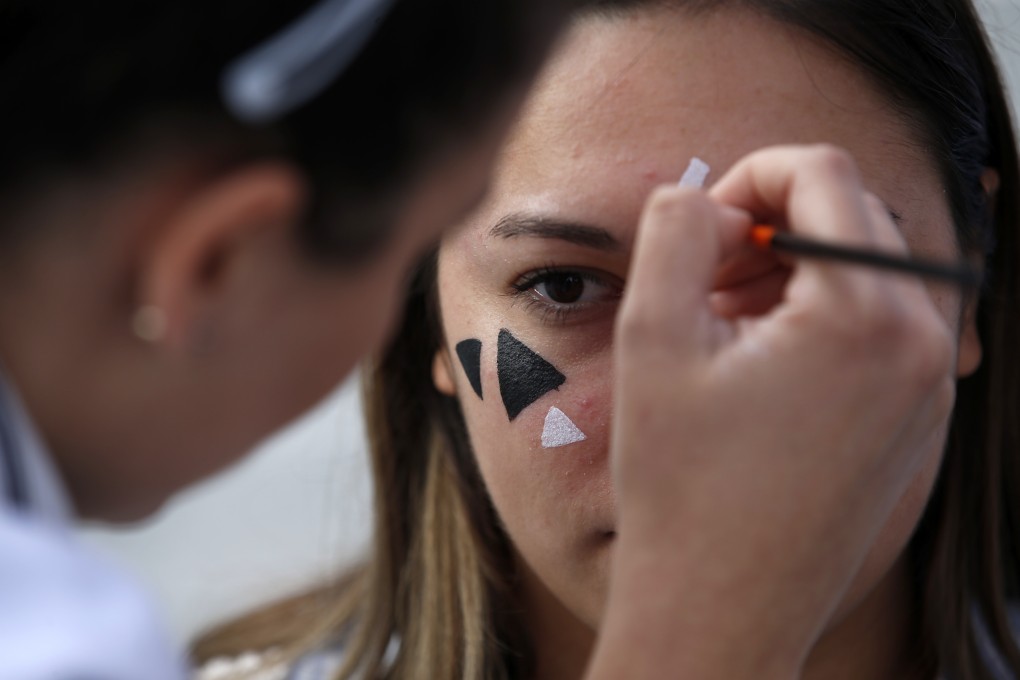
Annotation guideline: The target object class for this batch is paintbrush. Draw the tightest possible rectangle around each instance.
[749,225,981,288]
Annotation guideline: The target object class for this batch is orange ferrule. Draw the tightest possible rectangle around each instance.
[750,224,776,250]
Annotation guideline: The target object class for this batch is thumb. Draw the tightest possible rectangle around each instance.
[618,186,751,358]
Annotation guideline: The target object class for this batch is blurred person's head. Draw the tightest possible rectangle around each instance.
[0,0,572,521]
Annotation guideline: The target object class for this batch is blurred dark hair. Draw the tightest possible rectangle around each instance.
[0,0,569,262]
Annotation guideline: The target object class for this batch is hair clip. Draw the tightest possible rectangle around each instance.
[221,0,398,124]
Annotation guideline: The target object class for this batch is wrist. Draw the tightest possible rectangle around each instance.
[586,533,807,680]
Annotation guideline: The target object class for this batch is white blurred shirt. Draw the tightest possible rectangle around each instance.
[0,373,187,680]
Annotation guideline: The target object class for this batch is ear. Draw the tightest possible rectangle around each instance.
[136,163,307,350]
[956,167,998,378]
[432,348,458,396]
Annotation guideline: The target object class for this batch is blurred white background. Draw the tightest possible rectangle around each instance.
[82,0,1020,648]
[81,376,373,645]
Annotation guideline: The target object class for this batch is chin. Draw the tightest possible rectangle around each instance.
[82,479,182,524]
[119,495,172,524]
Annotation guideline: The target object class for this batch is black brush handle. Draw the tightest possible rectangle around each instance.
[768,231,981,288]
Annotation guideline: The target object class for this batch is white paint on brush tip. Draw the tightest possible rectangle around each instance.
[542,407,587,448]
[678,157,711,188]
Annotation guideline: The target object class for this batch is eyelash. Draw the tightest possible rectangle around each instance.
[510,265,621,325]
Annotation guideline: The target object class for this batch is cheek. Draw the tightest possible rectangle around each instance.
[467,358,613,461]
[455,344,616,525]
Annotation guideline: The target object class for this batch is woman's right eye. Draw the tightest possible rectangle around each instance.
[534,272,595,304]
[511,267,622,324]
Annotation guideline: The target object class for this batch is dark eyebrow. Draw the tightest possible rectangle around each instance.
[489,213,623,252]
[886,204,904,225]
[870,194,903,225]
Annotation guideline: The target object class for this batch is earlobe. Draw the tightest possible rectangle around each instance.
[136,163,307,351]
[432,348,458,396]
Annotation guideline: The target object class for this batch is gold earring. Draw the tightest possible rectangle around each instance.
[132,305,167,342]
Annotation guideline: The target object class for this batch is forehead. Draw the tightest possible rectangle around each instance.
[473,6,940,239]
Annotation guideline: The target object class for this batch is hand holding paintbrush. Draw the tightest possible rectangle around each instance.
[678,155,981,289]
[611,146,960,677]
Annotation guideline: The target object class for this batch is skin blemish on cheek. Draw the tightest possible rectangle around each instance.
[678,157,711,188]
[497,329,566,421]
[542,407,587,449]
[455,339,484,399]
[641,167,661,182]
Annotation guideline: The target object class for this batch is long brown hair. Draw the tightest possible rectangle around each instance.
[349,2,1020,678]
[349,254,530,679]
[196,1,1020,678]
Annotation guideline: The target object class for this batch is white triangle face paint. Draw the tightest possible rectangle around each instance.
[678,157,711,188]
[542,407,587,449]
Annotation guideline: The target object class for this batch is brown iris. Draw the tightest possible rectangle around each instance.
[543,273,585,304]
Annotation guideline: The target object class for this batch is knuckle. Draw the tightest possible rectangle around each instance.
[812,285,899,345]
[862,299,954,389]
[861,293,909,340]
[806,144,860,183]
[814,288,913,353]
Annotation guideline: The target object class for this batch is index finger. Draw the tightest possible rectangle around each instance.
[709,144,884,250]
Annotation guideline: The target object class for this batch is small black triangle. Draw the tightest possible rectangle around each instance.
[455,339,484,399]
[497,329,566,421]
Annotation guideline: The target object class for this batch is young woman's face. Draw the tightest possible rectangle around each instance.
[433,6,981,651]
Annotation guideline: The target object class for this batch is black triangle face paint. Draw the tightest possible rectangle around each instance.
[455,339,484,399]
[497,329,566,421]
